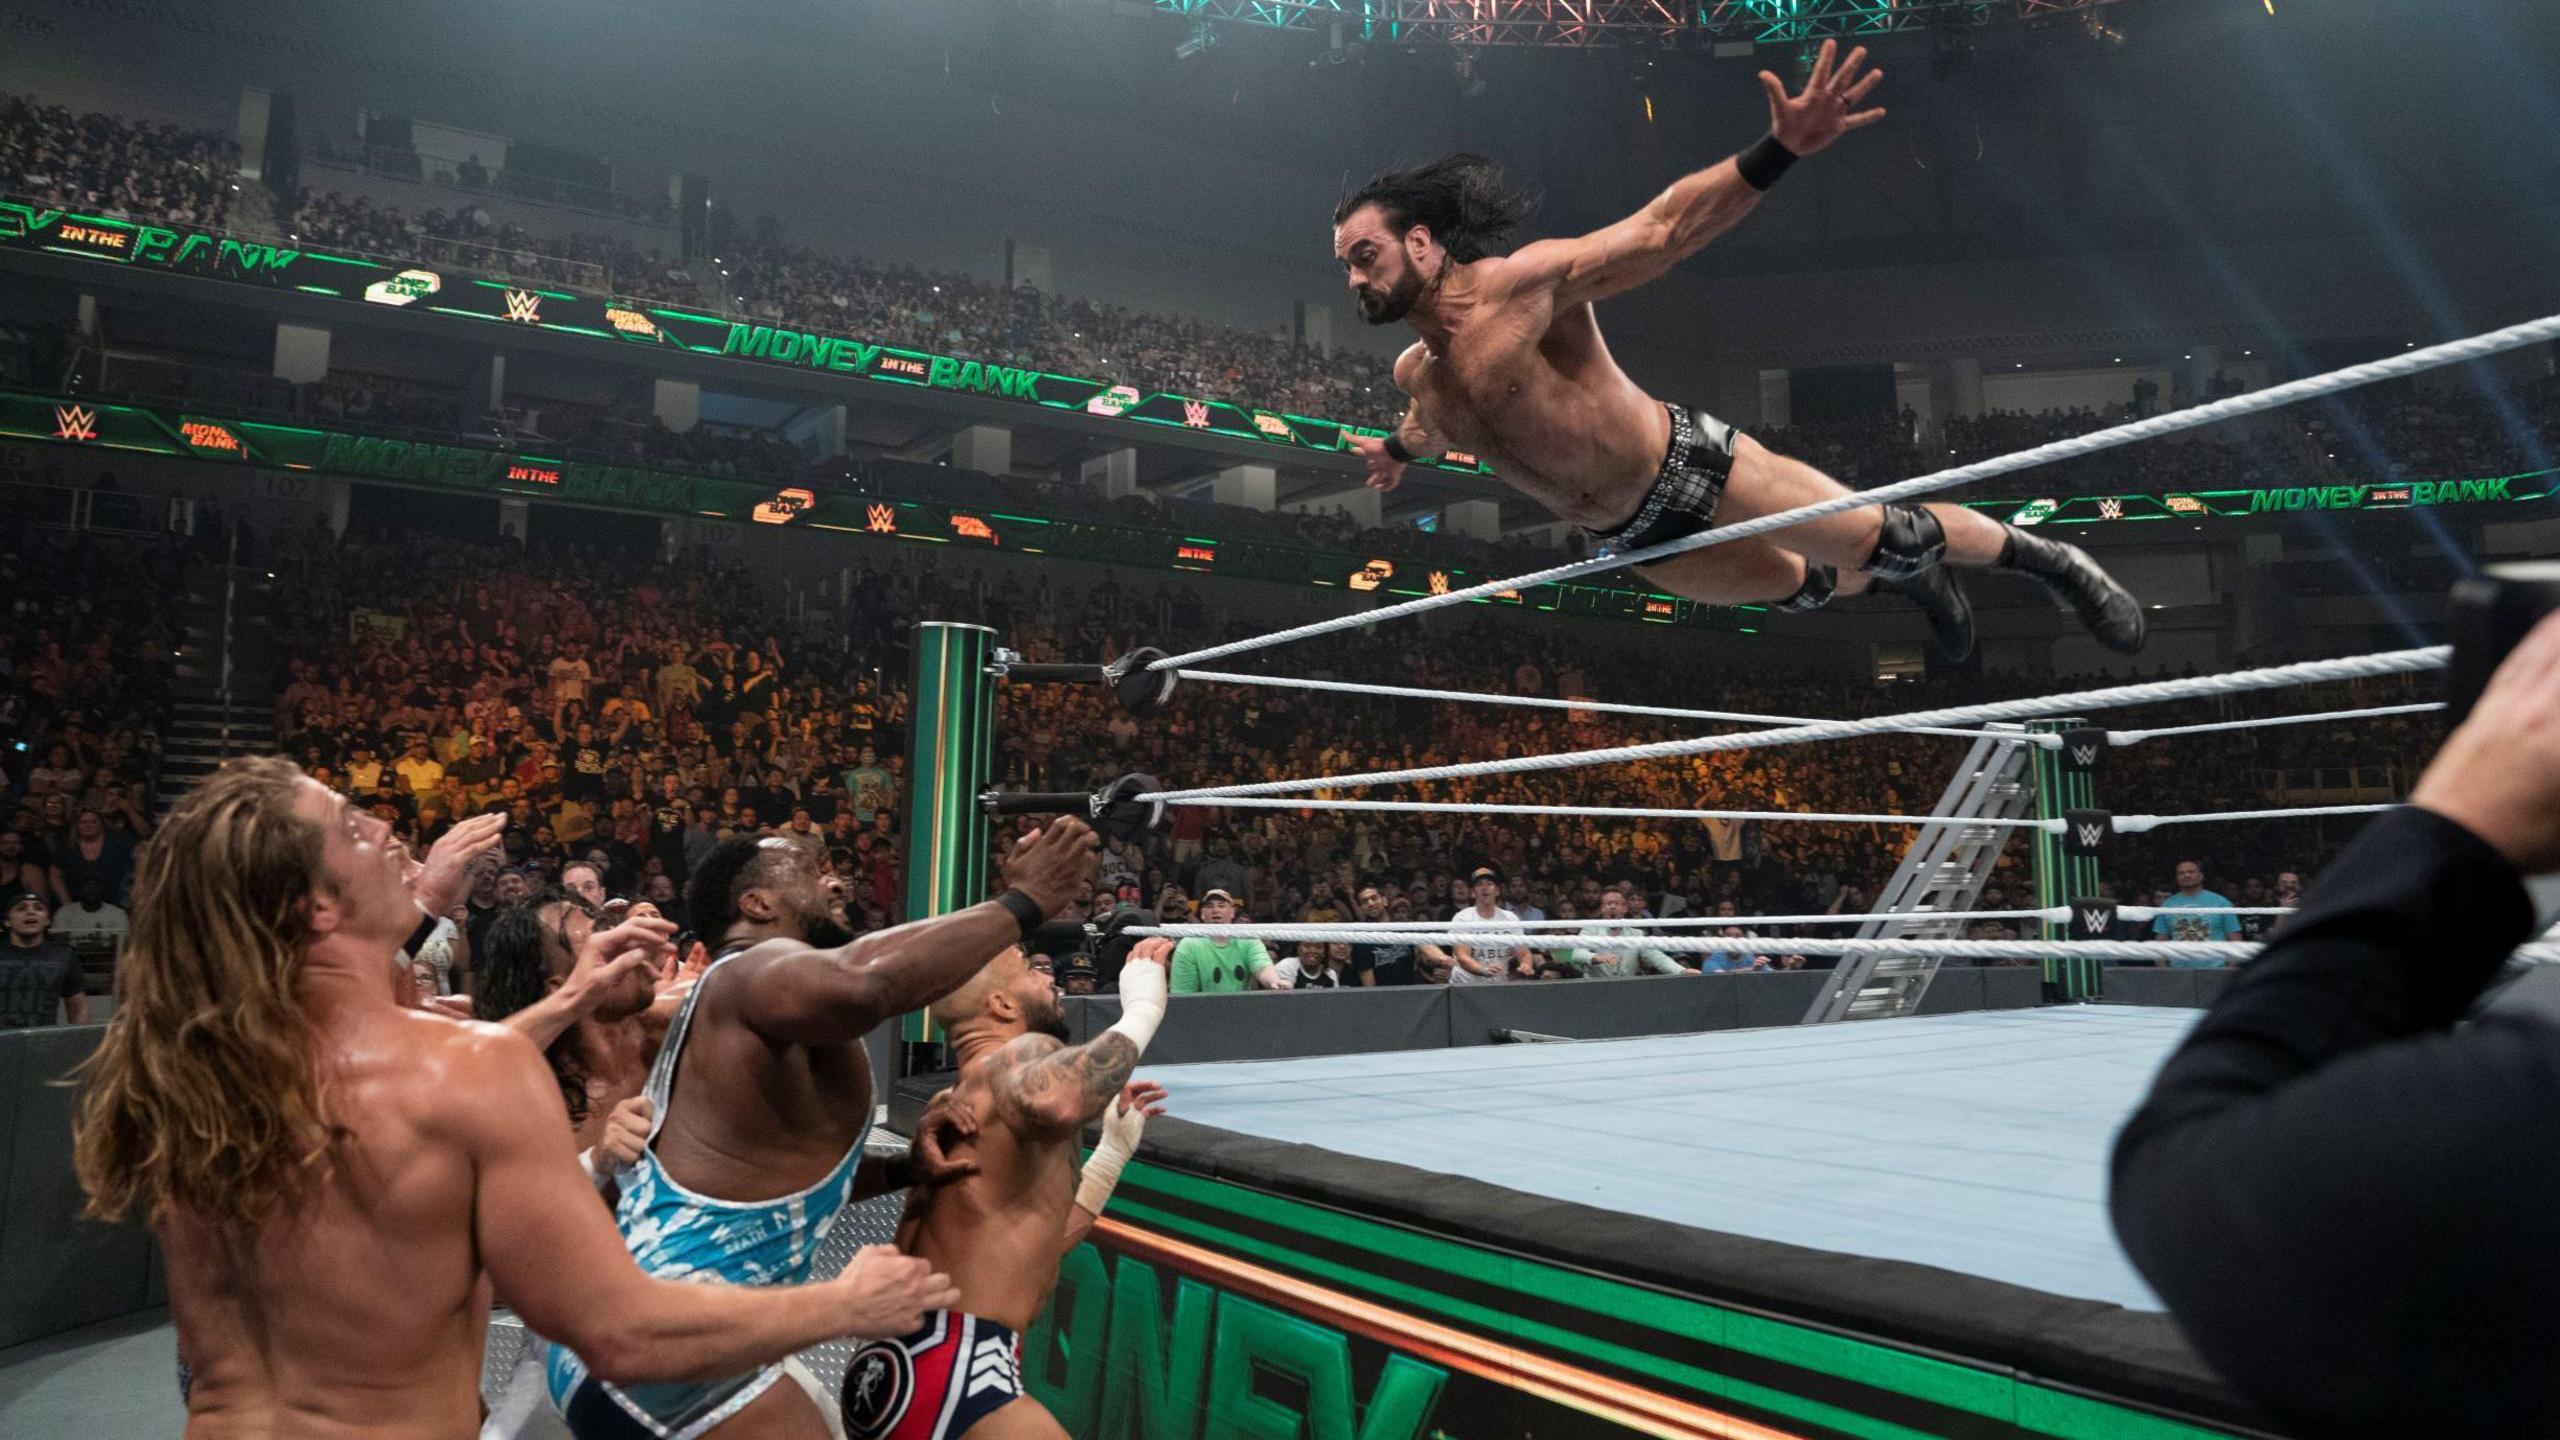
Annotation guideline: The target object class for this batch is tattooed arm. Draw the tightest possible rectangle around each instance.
[984,941,1173,1141]
[981,1032,1145,1140]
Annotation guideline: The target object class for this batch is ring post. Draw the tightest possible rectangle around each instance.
[899,622,997,1063]
[2030,717,2105,1003]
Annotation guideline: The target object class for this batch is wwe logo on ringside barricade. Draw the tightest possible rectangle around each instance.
[502,289,543,323]
[54,404,98,441]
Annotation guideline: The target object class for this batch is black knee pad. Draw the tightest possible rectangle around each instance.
[1861,504,1947,581]
[1773,563,1837,613]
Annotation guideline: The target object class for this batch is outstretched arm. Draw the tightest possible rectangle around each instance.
[460,1024,958,1379]
[985,943,1172,1140]
[731,818,1097,1048]
[1508,39,1884,311]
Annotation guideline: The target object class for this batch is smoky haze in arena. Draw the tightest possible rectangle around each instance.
[3,0,2554,377]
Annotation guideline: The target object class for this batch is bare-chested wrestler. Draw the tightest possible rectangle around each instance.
[1334,40,2145,661]
[71,758,959,1440]
[543,821,1101,1440]
[834,940,1177,1440]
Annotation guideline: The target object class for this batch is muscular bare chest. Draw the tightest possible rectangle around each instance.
[1407,302,1665,523]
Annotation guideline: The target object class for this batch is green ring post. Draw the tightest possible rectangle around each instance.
[2029,717,2105,1004]
[899,621,997,1059]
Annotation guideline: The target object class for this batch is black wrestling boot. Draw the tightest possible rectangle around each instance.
[1872,565,1977,662]
[1997,528,2148,654]
[1860,504,1976,662]
[1772,563,1838,614]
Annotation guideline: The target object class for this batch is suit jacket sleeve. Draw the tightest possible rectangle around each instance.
[2110,806,2556,1435]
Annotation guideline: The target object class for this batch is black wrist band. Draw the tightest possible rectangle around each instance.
[1381,433,1416,465]
[994,889,1045,941]
[1737,133,1798,193]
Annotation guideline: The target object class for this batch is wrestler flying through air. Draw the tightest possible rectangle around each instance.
[1334,40,2146,661]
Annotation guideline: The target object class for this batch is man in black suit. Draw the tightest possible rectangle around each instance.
[2112,610,2560,1439]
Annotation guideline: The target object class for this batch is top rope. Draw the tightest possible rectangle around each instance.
[1176,668,2032,745]
[2108,701,2442,745]
[1144,646,2444,802]
[1147,313,2560,674]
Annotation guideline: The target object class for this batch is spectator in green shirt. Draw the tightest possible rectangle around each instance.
[1561,888,1690,977]
[1169,889,1283,994]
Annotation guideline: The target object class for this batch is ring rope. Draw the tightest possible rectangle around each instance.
[2107,701,2443,746]
[1177,668,2033,745]
[1230,906,2293,932]
[1143,647,2446,802]
[1162,796,2054,827]
[1167,793,2394,829]
[1162,794,2395,831]
[2113,804,2398,832]
[1132,927,2560,967]
[1146,314,2560,675]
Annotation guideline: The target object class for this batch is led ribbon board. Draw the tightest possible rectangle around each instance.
[1970,475,2560,527]
[0,201,1488,475]
[0,390,1746,634]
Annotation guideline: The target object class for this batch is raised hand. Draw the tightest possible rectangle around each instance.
[2414,608,2560,871]
[1002,816,1101,915]
[410,811,507,915]
[1116,1079,1170,1123]
[1119,938,1174,977]
[561,915,678,1016]
[1758,39,1886,158]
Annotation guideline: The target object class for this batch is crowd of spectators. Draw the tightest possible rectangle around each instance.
[309,371,806,481]
[0,91,239,230]
[2307,375,2560,483]
[251,520,2429,1001]
[0,524,181,1009]
[1773,373,2560,508]
[285,190,701,303]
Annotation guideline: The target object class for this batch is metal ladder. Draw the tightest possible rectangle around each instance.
[1801,724,2041,1024]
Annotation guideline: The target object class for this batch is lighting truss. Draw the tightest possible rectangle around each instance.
[1125,1,2127,50]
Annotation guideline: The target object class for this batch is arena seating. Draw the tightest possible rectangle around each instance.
[0,92,239,230]
[238,520,2431,980]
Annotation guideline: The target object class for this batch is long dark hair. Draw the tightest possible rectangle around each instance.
[1335,153,1536,262]
[474,888,593,1124]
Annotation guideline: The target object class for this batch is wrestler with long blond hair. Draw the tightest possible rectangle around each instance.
[74,758,956,1440]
